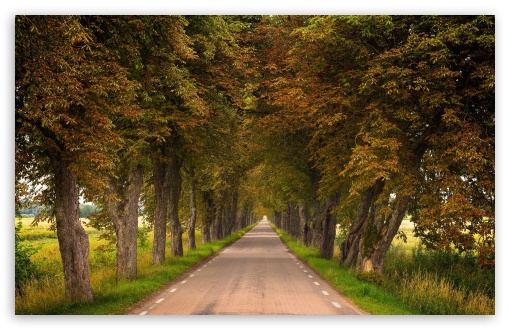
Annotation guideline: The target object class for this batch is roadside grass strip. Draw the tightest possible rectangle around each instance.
[17,223,256,315]
[271,223,420,315]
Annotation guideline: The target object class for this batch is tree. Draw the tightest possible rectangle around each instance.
[316,15,495,272]
[409,16,495,268]
[249,15,346,258]
[15,15,137,301]
[118,16,198,264]
[133,15,252,261]
[247,15,494,273]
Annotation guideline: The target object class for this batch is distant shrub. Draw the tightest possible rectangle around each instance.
[356,270,386,286]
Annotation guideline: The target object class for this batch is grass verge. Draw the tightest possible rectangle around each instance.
[270,223,420,315]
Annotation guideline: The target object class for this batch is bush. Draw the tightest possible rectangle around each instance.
[15,221,40,294]
[356,270,386,286]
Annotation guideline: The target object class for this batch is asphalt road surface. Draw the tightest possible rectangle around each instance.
[127,218,368,315]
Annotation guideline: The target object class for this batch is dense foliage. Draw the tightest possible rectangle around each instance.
[15,15,495,303]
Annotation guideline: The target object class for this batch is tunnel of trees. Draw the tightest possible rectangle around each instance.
[15,15,494,302]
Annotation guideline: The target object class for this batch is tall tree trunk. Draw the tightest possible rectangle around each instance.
[188,169,197,250]
[340,180,384,268]
[224,189,238,237]
[202,190,215,244]
[168,138,183,257]
[340,188,374,268]
[52,157,93,302]
[311,200,323,250]
[319,194,339,260]
[356,148,425,273]
[298,203,312,246]
[274,210,282,228]
[360,196,411,273]
[212,191,226,240]
[107,165,144,281]
[152,148,170,265]
[288,201,300,238]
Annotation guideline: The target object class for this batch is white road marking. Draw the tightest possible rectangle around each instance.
[140,311,148,315]
[155,298,164,303]
[299,266,303,268]
[322,291,329,296]
[332,302,342,308]
[181,280,187,284]
[314,282,320,286]
[170,288,177,293]
[198,269,202,272]
[190,274,195,277]
[303,270,308,273]
[308,275,313,278]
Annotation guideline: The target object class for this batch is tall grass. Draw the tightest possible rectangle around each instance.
[279,218,495,315]
[384,244,495,315]
[394,269,495,315]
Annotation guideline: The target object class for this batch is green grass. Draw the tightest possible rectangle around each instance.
[15,218,256,315]
[271,224,420,315]
[274,218,494,315]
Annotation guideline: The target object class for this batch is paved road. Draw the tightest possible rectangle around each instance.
[127,218,367,315]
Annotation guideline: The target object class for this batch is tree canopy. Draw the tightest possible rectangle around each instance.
[15,15,495,301]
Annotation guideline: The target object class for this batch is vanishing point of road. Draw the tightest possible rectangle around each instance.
[127,218,368,315]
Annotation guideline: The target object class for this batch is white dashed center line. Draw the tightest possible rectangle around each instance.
[322,291,329,296]
[139,311,148,315]
[155,298,164,304]
[170,288,177,293]
[332,302,342,308]
[314,282,320,286]
[181,280,187,284]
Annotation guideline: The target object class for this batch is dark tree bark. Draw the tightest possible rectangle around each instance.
[152,147,171,265]
[311,200,323,250]
[357,147,425,273]
[360,196,411,273]
[298,203,312,246]
[107,165,144,281]
[288,201,300,238]
[224,189,238,237]
[202,190,215,244]
[340,179,384,268]
[52,157,93,302]
[318,194,339,260]
[187,170,197,250]
[168,138,183,257]
[273,210,282,228]
[211,191,226,240]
